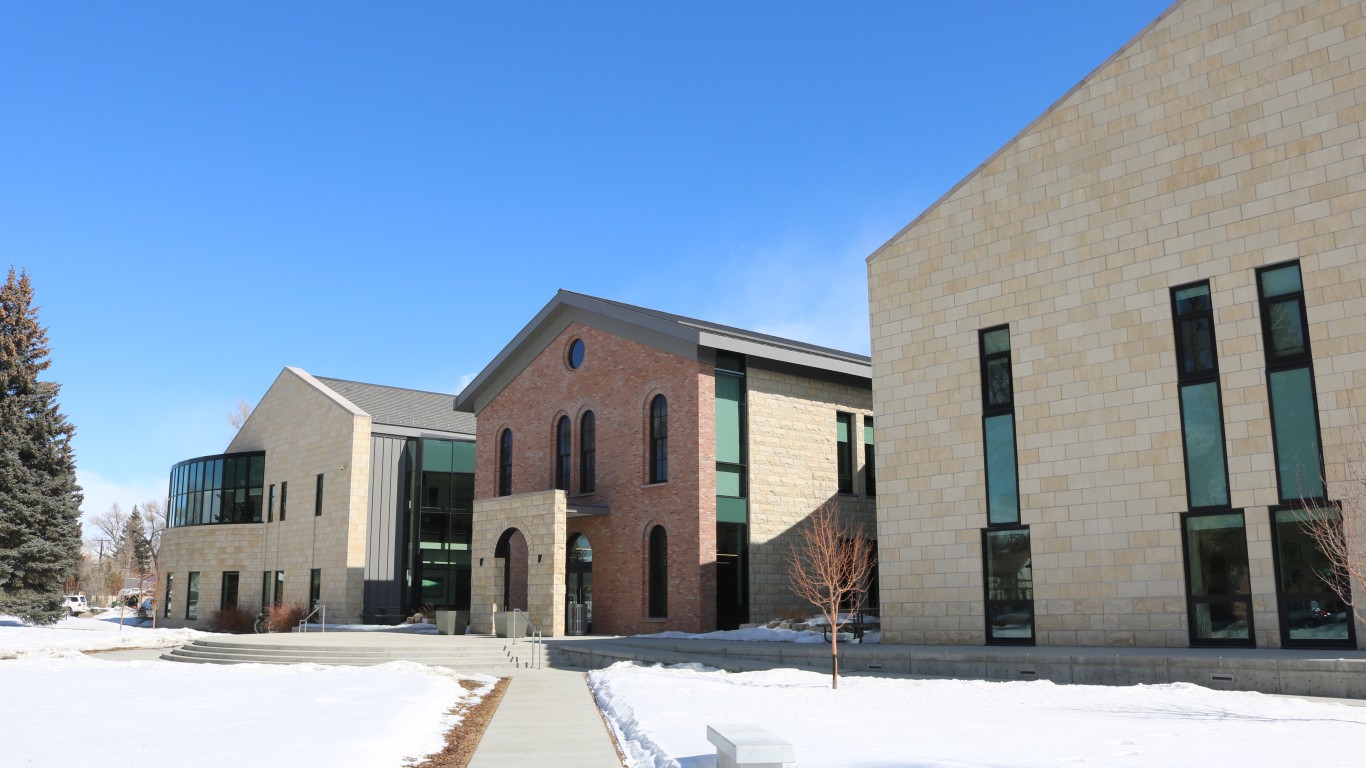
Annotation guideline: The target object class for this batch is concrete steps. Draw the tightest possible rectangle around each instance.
[160,636,543,672]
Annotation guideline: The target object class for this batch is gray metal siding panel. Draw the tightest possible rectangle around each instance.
[364,435,409,620]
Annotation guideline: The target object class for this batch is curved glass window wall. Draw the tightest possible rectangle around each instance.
[168,452,265,527]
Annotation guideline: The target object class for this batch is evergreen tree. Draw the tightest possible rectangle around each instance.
[124,506,152,575]
[0,267,82,625]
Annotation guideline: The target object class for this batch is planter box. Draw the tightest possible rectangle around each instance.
[434,610,470,636]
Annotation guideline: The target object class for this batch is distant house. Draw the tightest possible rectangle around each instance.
[454,291,876,636]
[868,0,1365,649]
[158,368,475,626]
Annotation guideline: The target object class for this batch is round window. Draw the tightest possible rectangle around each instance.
[568,338,586,369]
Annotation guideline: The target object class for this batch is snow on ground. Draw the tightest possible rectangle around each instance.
[590,661,1366,768]
[2,655,493,768]
[636,618,880,644]
[0,613,208,659]
[1,614,492,768]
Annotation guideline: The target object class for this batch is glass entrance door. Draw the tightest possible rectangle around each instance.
[566,534,592,634]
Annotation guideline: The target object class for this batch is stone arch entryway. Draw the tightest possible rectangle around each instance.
[494,527,529,612]
[566,532,592,634]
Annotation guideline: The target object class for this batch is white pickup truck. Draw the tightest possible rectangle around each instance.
[63,595,89,616]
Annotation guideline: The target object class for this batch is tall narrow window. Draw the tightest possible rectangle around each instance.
[279,481,288,521]
[648,525,668,618]
[715,353,750,630]
[979,325,1031,644]
[315,473,323,516]
[836,413,854,494]
[221,571,239,611]
[649,395,668,484]
[1256,262,1348,647]
[261,571,271,610]
[164,573,175,619]
[864,416,876,497]
[498,429,513,497]
[1171,282,1230,509]
[268,484,275,523]
[186,572,200,620]
[555,416,571,492]
[273,570,284,605]
[579,411,596,494]
[1258,262,1325,501]
[310,568,322,609]
[1182,511,1254,645]
[980,327,1019,524]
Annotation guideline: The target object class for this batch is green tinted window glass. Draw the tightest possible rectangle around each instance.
[864,420,874,445]
[985,414,1019,524]
[423,439,454,472]
[1267,299,1308,358]
[984,529,1032,600]
[836,416,849,442]
[716,373,743,464]
[452,441,475,473]
[1260,264,1302,298]
[1269,368,1324,499]
[1174,283,1211,313]
[717,496,748,524]
[717,466,744,497]
[983,328,1010,355]
[1180,382,1229,508]
[249,455,265,487]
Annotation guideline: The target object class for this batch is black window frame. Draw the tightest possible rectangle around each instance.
[863,415,876,497]
[268,483,275,523]
[315,473,323,516]
[555,416,572,492]
[186,571,200,620]
[836,412,854,495]
[498,429,513,497]
[1169,280,1232,512]
[1256,260,1327,506]
[579,411,596,494]
[981,525,1034,646]
[310,568,322,610]
[649,395,668,484]
[1267,503,1356,650]
[1180,509,1256,648]
[164,573,175,619]
[220,571,239,611]
[648,525,668,618]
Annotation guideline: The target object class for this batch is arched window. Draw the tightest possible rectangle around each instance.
[555,416,571,492]
[498,429,513,497]
[649,395,668,484]
[648,525,668,618]
[579,411,596,494]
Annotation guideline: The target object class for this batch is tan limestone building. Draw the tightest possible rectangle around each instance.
[869,0,1366,649]
[158,368,476,627]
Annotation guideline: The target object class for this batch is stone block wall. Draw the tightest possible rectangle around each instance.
[470,490,567,636]
[746,362,876,622]
[868,0,1366,648]
[159,368,372,627]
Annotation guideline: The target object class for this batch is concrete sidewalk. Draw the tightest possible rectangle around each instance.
[468,665,622,767]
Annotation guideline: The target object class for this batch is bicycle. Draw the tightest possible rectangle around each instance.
[253,611,267,634]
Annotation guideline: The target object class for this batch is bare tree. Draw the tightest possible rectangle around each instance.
[787,500,875,689]
[90,502,127,549]
[141,498,167,573]
[1297,416,1366,627]
[228,397,253,430]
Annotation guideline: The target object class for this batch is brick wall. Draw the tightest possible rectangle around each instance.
[473,323,715,634]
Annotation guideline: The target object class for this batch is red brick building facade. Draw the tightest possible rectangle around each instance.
[457,292,874,637]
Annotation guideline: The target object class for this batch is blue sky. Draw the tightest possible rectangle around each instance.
[1,1,1172,533]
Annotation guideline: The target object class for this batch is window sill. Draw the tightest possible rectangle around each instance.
[644,481,669,489]
[643,617,668,623]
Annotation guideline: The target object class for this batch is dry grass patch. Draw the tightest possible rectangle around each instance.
[409,677,510,768]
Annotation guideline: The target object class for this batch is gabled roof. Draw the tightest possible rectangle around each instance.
[453,290,871,415]
[316,376,476,436]
[867,0,1182,264]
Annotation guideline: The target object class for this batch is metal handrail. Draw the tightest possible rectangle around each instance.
[299,604,326,633]
[511,609,542,669]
